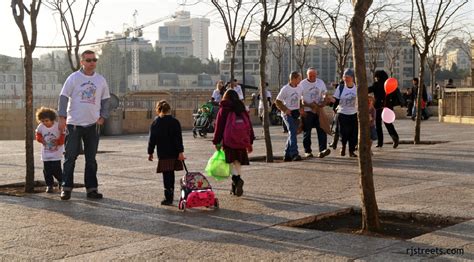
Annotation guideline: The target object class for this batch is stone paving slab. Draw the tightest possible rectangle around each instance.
[0,119,473,260]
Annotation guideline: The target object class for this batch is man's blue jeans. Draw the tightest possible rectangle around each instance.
[62,124,100,192]
[282,113,299,158]
[302,111,327,153]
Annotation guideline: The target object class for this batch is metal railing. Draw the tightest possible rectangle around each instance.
[0,97,58,110]
[0,93,211,112]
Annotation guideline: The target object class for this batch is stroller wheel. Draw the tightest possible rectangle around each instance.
[199,131,207,138]
[192,130,197,138]
[214,198,219,209]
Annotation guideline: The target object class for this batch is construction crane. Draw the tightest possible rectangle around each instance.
[124,11,175,91]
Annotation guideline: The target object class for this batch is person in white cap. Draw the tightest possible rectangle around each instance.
[332,68,358,157]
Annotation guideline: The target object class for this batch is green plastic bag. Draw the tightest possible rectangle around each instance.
[205,149,231,181]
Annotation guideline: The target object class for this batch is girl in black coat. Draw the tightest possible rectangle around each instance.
[148,100,185,205]
[368,70,400,149]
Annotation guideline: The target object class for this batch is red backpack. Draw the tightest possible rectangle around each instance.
[223,111,251,149]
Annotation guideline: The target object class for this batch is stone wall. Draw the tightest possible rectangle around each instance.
[0,109,27,140]
[120,108,262,135]
[1,105,442,140]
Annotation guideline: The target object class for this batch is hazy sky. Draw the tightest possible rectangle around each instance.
[2,0,228,59]
[2,1,473,60]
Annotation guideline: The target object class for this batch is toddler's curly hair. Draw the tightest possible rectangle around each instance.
[35,107,57,123]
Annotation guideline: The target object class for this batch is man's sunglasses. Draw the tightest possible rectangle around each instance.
[83,58,98,63]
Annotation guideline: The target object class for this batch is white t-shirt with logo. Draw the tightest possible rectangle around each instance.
[35,122,64,161]
[60,71,111,126]
[300,78,327,112]
[333,84,358,115]
[276,84,302,116]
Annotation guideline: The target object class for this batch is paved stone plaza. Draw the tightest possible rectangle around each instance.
[0,118,473,260]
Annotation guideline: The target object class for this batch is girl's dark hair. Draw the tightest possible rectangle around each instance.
[36,107,57,122]
[374,70,388,83]
[223,89,245,113]
[155,100,171,114]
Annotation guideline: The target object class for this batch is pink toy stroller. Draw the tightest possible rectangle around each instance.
[178,162,219,211]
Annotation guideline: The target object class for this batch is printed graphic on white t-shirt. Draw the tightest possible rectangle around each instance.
[36,122,64,161]
[276,84,302,116]
[80,81,97,104]
[301,78,327,112]
[334,85,357,115]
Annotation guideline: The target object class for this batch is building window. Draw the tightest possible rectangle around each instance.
[0,84,5,90]
[8,75,17,82]
[0,75,5,82]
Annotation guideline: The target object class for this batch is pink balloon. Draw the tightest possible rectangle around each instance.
[384,78,398,95]
[381,107,396,124]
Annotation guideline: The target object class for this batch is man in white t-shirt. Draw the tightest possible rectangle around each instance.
[58,50,111,200]
[275,71,303,162]
[300,68,332,158]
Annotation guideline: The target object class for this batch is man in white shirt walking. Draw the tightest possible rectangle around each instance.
[275,71,304,162]
[300,68,332,158]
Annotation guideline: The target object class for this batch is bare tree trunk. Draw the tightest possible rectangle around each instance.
[257,0,305,162]
[337,56,345,80]
[414,53,427,144]
[260,33,274,162]
[24,49,35,193]
[430,66,436,99]
[230,43,236,82]
[409,0,468,144]
[351,0,380,232]
[278,57,282,89]
[11,0,41,193]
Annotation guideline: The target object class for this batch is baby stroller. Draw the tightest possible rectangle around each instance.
[192,101,217,138]
[178,161,219,211]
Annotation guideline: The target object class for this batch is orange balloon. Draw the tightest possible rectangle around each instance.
[384,78,398,95]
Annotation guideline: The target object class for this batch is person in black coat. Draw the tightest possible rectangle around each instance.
[148,100,185,205]
[411,77,430,120]
[368,70,400,149]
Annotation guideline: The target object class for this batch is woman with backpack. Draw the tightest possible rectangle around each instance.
[333,69,358,157]
[212,89,255,197]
